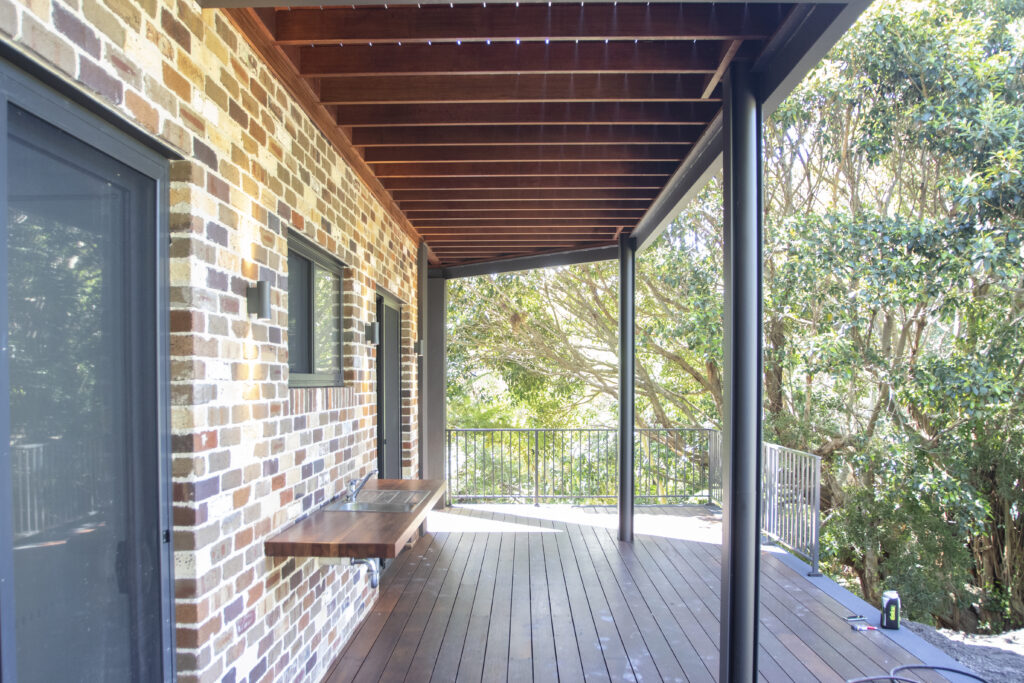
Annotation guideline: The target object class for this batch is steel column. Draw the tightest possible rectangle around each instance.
[618,234,636,542]
[719,61,763,682]
[424,276,447,482]
[417,243,428,478]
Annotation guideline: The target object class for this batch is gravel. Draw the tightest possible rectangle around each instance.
[903,621,1024,682]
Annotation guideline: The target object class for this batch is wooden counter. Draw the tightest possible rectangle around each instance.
[264,479,446,559]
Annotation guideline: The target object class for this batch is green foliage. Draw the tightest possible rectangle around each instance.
[447,0,1024,632]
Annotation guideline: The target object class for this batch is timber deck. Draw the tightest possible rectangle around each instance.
[324,505,940,683]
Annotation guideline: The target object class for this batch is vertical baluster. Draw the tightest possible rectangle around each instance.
[800,451,807,553]
[788,450,794,548]
[810,455,821,575]
[565,430,571,502]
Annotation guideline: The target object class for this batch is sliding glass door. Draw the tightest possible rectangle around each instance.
[0,63,172,682]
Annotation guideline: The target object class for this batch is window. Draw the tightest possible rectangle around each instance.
[287,233,344,387]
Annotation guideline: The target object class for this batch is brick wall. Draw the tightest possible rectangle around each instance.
[0,1,422,681]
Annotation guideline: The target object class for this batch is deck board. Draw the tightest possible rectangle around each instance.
[324,505,934,683]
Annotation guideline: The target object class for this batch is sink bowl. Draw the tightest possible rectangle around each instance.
[326,489,431,513]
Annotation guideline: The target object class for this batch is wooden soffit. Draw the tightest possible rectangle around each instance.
[222,2,839,269]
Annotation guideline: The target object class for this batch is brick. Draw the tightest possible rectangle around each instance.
[207,174,230,203]
[177,615,221,649]
[206,221,228,247]
[126,90,159,134]
[248,657,267,682]
[82,0,124,46]
[170,310,203,334]
[179,105,206,136]
[194,137,217,170]
[223,596,243,623]
[173,503,208,526]
[227,98,248,128]
[0,0,15,37]
[101,0,140,31]
[172,430,218,454]
[107,45,141,89]
[162,119,189,152]
[174,476,219,503]
[205,77,228,111]
[161,8,190,51]
[54,3,100,58]
[163,62,192,102]
[144,73,177,114]
[21,14,76,77]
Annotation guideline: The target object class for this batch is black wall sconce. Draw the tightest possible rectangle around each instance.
[246,280,271,319]
[414,339,424,357]
[365,321,380,345]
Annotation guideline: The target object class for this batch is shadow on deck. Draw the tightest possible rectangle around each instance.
[324,505,957,682]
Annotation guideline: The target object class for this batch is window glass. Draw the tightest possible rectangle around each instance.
[287,250,311,374]
[313,266,341,375]
[287,236,343,386]
[5,104,163,682]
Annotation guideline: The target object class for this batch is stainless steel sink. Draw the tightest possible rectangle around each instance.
[326,489,430,513]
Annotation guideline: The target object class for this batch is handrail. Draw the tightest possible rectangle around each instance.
[448,426,821,575]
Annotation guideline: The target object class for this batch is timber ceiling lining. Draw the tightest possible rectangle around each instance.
[231,3,795,268]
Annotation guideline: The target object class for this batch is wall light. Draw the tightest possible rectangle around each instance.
[365,321,380,345]
[246,280,271,319]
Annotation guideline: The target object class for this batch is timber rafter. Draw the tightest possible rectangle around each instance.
[227,2,795,267]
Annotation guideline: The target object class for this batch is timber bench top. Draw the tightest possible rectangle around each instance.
[264,479,446,559]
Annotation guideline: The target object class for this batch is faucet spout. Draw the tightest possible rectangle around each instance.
[346,468,378,502]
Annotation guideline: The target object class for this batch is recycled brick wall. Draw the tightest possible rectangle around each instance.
[0,1,422,681]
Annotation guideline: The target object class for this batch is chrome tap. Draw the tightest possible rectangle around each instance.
[346,469,378,502]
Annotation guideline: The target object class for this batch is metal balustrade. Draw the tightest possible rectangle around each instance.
[708,438,821,574]
[448,426,820,575]
[445,428,714,506]
[11,439,106,539]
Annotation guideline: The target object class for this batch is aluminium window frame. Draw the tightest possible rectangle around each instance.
[287,230,346,388]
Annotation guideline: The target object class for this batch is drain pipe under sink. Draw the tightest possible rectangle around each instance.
[351,558,380,588]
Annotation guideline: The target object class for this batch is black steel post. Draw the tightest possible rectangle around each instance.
[417,244,428,478]
[424,276,447,482]
[719,61,763,682]
[618,234,636,542]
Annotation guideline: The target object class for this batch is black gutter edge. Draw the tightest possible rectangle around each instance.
[429,244,618,279]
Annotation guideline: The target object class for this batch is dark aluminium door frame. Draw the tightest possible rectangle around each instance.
[0,57,175,682]
[376,290,403,480]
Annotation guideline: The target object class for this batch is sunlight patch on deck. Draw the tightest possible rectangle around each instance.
[433,504,723,543]
[425,509,560,533]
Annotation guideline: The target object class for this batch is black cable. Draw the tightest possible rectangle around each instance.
[846,663,990,683]
[891,664,989,682]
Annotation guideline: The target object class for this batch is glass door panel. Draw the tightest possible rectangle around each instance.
[5,104,162,682]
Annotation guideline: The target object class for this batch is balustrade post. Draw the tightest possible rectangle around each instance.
[533,429,540,507]
[707,430,713,506]
[809,456,821,576]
